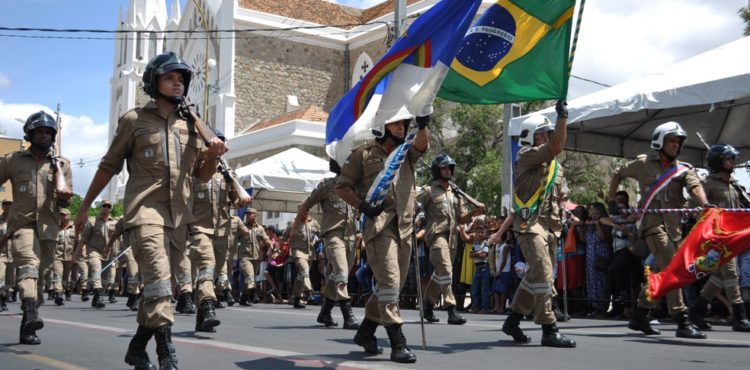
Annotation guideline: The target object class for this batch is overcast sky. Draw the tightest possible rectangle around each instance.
[0,0,748,196]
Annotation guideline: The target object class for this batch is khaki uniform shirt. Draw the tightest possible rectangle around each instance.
[702,173,747,208]
[0,150,73,241]
[79,215,118,253]
[283,219,320,253]
[99,101,205,230]
[616,152,701,241]
[55,224,75,261]
[238,223,270,260]
[191,172,236,237]
[418,180,466,247]
[337,141,424,242]
[302,177,357,238]
[512,144,566,236]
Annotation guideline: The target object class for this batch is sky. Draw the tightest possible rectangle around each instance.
[0,0,748,197]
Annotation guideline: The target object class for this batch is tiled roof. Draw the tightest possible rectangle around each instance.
[247,106,328,133]
[239,0,422,28]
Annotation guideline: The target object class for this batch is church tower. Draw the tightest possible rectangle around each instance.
[106,0,172,201]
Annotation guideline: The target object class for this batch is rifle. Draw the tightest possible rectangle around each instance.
[448,181,484,209]
[51,104,71,195]
[176,99,252,204]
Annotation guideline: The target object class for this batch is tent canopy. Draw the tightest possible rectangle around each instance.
[235,147,334,213]
[509,36,750,166]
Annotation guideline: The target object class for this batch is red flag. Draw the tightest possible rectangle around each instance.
[646,208,750,301]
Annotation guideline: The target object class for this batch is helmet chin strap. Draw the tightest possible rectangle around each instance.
[31,141,53,152]
[158,92,184,105]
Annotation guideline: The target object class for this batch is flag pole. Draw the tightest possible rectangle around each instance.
[565,0,587,99]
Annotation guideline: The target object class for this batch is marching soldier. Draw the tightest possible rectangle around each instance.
[108,218,141,311]
[54,208,75,304]
[0,110,74,344]
[75,51,227,370]
[418,153,484,325]
[0,199,11,311]
[217,215,243,307]
[608,121,710,339]
[73,199,118,309]
[74,237,89,302]
[282,212,320,308]
[501,101,576,348]
[236,208,271,306]
[689,144,750,332]
[335,112,430,363]
[293,159,360,329]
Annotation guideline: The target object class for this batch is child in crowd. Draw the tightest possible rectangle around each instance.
[490,229,512,314]
[465,221,491,314]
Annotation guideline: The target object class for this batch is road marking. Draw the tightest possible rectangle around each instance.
[0,346,89,370]
[42,318,410,370]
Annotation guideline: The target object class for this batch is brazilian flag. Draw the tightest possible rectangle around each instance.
[438,0,575,104]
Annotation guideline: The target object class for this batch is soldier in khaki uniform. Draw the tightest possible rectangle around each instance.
[0,199,11,311]
[609,121,710,339]
[73,239,89,301]
[501,102,576,348]
[75,52,227,370]
[55,208,75,304]
[419,153,484,325]
[236,208,271,306]
[108,218,141,311]
[0,111,74,345]
[336,112,430,364]
[73,199,118,308]
[283,213,320,308]
[218,215,243,307]
[293,160,360,329]
[688,144,750,332]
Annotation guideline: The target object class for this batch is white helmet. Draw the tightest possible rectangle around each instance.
[518,115,554,146]
[651,121,687,150]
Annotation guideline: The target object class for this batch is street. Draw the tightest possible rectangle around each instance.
[1,299,748,370]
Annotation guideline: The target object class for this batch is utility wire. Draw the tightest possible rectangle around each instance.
[0,21,389,34]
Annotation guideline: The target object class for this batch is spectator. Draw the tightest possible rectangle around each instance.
[557,205,587,317]
[584,202,613,317]
[490,229,512,314]
[468,226,491,314]
[264,225,286,303]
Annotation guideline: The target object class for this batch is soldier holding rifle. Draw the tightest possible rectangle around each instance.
[75,52,227,370]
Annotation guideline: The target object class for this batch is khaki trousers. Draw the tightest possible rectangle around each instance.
[364,224,412,326]
[510,231,557,325]
[87,250,114,291]
[170,229,192,294]
[637,229,687,315]
[123,248,140,295]
[0,255,8,297]
[129,225,186,329]
[212,235,230,290]
[322,230,356,301]
[54,259,73,291]
[239,257,259,292]
[423,233,456,307]
[701,258,743,304]
[188,232,217,303]
[8,226,42,300]
[74,258,88,290]
[291,249,312,298]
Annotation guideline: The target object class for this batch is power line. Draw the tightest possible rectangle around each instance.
[571,74,611,87]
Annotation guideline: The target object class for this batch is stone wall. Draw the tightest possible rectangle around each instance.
[234,37,347,134]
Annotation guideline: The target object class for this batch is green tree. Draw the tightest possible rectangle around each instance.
[68,194,123,219]
[740,2,750,36]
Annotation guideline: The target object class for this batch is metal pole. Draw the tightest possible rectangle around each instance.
[394,0,407,36]
[501,104,513,216]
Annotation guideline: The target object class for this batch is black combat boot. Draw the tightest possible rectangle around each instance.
[446,305,466,325]
[502,311,531,343]
[80,289,89,302]
[628,307,660,335]
[153,326,178,370]
[64,290,72,301]
[127,293,138,311]
[92,289,106,309]
[1,296,8,311]
[124,325,157,370]
[674,312,707,339]
[293,296,306,309]
[20,298,43,345]
[688,296,712,330]
[109,289,118,304]
[251,288,261,304]
[224,288,235,307]
[176,292,196,314]
[54,292,64,306]
[732,303,750,332]
[9,290,17,302]
[196,299,221,332]
[423,302,440,323]
[384,324,417,363]
[317,298,339,327]
[340,300,360,330]
[353,317,383,354]
[239,291,252,306]
[47,289,54,300]
[541,323,576,348]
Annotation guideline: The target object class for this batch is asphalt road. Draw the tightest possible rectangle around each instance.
[1,298,748,370]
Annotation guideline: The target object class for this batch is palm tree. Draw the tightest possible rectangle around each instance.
[740,1,750,36]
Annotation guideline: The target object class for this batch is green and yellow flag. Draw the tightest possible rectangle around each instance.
[438,0,575,104]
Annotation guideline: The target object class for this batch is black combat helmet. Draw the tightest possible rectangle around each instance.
[430,153,456,180]
[707,143,740,173]
[23,111,57,142]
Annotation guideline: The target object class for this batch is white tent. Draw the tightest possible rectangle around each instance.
[235,147,334,213]
[509,36,750,166]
